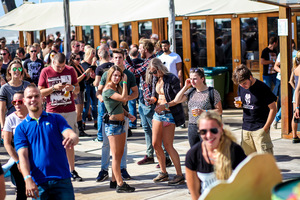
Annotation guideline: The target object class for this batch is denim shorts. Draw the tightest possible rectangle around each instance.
[153,112,175,124]
[37,178,74,200]
[105,123,126,136]
[75,91,84,105]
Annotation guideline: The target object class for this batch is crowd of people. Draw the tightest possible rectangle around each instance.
[0,32,294,200]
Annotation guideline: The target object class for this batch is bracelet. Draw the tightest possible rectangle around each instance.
[52,85,56,92]
[123,81,127,84]
[165,103,169,110]
[206,110,208,112]
[83,73,86,77]
[24,175,31,181]
[72,85,75,92]
[16,160,20,164]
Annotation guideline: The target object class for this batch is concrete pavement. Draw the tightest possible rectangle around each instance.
[1,109,300,199]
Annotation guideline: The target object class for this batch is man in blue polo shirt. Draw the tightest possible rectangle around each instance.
[14,85,79,200]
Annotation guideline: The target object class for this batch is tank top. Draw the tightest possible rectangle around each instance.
[73,65,85,91]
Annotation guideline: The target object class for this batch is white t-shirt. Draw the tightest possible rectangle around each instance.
[276,49,297,80]
[158,52,182,77]
[3,112,24,135]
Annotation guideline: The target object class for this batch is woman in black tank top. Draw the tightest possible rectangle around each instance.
[68,53,91,136]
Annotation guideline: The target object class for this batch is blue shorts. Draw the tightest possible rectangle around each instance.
[37,178,74,200]
[153,112,175,124]
[105,123,125,136]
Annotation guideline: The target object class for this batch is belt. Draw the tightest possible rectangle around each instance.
[156,110,172,115]
[107,120,125,125]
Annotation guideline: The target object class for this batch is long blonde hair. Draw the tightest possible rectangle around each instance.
[105,65,123,94]
[146,58,169,84]
[198,111,236,180]
[293,51,300,69]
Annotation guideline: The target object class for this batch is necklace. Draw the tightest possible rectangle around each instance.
[204,142,216,164]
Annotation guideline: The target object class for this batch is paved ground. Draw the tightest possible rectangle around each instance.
[1,109,300,199]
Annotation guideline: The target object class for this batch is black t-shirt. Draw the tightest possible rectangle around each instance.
[81,62,95,85]
[0,164,3,175]
[23,58,44,85]
[95,62,114,77]
[261,47,277,76]
[238,79,277,131]
[185,141,246,193]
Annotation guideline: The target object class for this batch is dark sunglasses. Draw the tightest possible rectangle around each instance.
[75,58,81,61]
[198,128,219,135]
[11,99,23,106]
[30,50,37,53]
[12,67,23,72]
[0,53,6,56]
[76,45,80,47]
[149,70,157,75]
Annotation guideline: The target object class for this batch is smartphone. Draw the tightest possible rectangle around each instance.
[62,82,67,85]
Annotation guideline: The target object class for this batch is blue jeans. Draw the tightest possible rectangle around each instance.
[128,98,137,128]
[101,118,128,170]
[37,178,74,200]
[97,101,105,140]
[139,102,155,157]
[263,74,277,89]
[82,84,97,123]
[275,107,281,122]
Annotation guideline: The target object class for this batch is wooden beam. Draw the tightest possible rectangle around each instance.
[39,30,46,42]
[94,26,100,49]
[279,6,293,137]
[26,31,34,45]
[181,17,191,80]
[258,14,268,81]
[206,16,216,67]
[19,31,24,48]
[75,26,83,41]
[112,24,119,48]
[131,21,139,45]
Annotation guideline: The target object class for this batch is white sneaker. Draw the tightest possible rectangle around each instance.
[272,120,278,129]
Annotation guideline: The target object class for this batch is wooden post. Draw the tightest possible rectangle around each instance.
[75,26,83,42]
[39,30,46,42]
[19,31,24,48]
[63,0,71,55]
[258,14,268,81]
[182,17,191,80]
[206,16,216,67]
[131,21,139,45]
[112,24,119,47]
[279,6,293,137]
[94,26,100,48]
[168,0,176,52]
[26,31,34,45]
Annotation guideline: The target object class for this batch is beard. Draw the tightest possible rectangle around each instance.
[29,106,39,112]
[141,51,146,59]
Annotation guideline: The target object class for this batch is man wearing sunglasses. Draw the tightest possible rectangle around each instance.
[232,65,277,155]
[23,46,44,85]
[66,40,81,63]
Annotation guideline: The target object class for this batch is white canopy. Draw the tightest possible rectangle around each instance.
[0,0,278,31]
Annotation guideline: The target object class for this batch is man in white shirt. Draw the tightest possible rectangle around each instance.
[158,40,183,87]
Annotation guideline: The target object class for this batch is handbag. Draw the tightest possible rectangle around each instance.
[102,103,121,124]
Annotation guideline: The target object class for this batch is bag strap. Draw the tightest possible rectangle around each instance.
[108,103,121,115]
[208,87,215,109]
[187,87,196,101]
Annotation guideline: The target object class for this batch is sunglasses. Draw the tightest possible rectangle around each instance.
[11,99,23,106]
[198,128,219,135]
[0,53,6,56]
[30,50,37,53]
[12,67,23,72]
[76,45,80,47]
[75,58,81,61]
[149,70,157,75]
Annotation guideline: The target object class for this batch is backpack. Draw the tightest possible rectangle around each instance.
[187,87,215,109]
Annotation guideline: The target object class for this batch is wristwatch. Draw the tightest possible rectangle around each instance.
[52,85,56,92]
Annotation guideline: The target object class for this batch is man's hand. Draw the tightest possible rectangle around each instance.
[64,84,74,92]
[25,178,39,199]
[53,83,66,91]
[295,109,300,119]
[62,137,76,149]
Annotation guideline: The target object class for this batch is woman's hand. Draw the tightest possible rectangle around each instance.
[191,108,204,117]
[154,104,166,113]
[146,97,156,105]
[185,78,192,88]
[128,113,136,122]
[123,73,127,82]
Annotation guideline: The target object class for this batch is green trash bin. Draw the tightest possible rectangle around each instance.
[202,67,230,106]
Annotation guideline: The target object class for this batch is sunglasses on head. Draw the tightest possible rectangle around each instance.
[149,70,157,75]
[190,67,204,73]
[12,67,23,72]
[11,99,23,106]
[30,50,37,53]
[198,128,219,135]
[0,53,6,56]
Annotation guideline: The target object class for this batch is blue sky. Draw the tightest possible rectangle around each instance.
[0,0,81,17]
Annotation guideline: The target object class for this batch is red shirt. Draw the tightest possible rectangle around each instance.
[38,65,78,113]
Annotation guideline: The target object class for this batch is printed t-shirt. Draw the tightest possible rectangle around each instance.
[23,58,44,85]
[261,47,277,76]
[38,65,78,113]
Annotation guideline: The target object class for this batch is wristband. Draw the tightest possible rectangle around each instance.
[24,175,32,181]
[123,81,127,84]
[83,72,86,77]
[16,160,20,164]
[206,110,208,112]
[72,85,75,92]
[165,103,169,110]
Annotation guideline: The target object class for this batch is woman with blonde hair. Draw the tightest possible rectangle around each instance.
[185,111,246,199]
[146,58,185,185]
[102,65,135,193]
[81,47,98,130]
